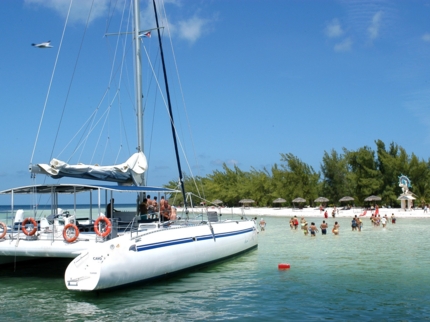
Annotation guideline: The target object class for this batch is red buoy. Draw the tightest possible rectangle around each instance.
[278,263,291,270]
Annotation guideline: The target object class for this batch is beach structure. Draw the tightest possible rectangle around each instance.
[397,175,415,210]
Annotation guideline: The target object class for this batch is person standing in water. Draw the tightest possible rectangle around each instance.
[259,218,266,231]
[332,221,340,235]
[320,220,328,235]
[309,222,319,237]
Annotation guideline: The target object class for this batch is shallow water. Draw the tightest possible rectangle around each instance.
[1,216,429,321]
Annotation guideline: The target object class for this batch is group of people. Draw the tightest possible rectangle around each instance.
[289,216,340,236]
[139,195,177,221]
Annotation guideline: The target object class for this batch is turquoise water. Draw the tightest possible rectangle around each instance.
[1,216,429,321]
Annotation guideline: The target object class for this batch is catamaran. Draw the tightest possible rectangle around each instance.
[0,0,258,290]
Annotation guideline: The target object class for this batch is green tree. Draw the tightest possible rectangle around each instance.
[279,153,320,206]
[320,149,353,205]
[344,146,382,206]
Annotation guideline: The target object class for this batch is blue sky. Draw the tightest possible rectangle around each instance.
[1,0,430,201]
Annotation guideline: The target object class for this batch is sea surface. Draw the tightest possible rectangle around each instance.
[0,214,429,321]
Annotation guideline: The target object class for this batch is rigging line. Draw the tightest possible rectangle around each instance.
[89,93,115,164]
[56,88,109,160]
[84,0,127,164]
[49,0,96,162]
[59,98,110,162]
[160,0,205,198]
[29,0,74,166]
[114,1,133,157]
[143,44,200,192]
[102,0,133,159]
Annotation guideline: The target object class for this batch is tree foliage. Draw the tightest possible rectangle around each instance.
[164,140,430,208]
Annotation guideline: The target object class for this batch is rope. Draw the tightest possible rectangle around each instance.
[159,0,206,199]
[29,0,74,166]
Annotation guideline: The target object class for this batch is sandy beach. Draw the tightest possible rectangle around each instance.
[181,206,430,219]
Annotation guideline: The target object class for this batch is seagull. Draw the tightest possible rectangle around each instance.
[31,41,53,48]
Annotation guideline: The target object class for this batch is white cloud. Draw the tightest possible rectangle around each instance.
[368,11,383,40]
[325,19,344,38]
[423,33,430,42]
[25,0,112,24]
[334,38,352,52]
[177,16,211,44]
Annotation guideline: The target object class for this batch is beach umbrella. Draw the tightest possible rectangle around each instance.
[292,197,306,203]
[239,199,255,204]
[314,197,329,203]
[212,199,223,205]
[339,196,354,202]
[364,195,381,202]
[273,198,286,203]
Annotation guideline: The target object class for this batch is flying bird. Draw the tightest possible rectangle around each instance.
[31,41,53,48]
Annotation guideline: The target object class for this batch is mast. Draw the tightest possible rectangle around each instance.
[152,0,187,210]
[133,0,144,179]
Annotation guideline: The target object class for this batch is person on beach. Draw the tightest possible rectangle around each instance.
[259,218,266,231]
[331,209,335,218]
[391,213,396,224]
[320,220,328,235]
[324,210,328,219]
[309,222,319,237]
[332,222,340,235]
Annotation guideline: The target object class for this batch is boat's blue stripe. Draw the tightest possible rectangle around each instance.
[136,227,254,252]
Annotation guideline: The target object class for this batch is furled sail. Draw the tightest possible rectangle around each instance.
[30,152,148,186]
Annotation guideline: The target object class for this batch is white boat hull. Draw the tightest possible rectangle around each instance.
[65,220,258,291]
[0,234,96,265]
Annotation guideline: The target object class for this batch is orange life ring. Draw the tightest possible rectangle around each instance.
[94,216,112,237]
[0,221,7,239]
[63,223,79,243]
[22,217,38,236]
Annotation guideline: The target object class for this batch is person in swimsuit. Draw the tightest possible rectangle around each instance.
[351,216,358,231]
[293,216,299,230]
[259,218,266,231]
[303,222,309,235]
[332,221,340,235]
[320,220,328,235]
[391,213,396,224]
[309,222,319,237]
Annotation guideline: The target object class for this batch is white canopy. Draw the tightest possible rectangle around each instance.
[31,152,148,186]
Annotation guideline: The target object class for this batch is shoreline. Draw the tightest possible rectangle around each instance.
[179,206,430,219]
